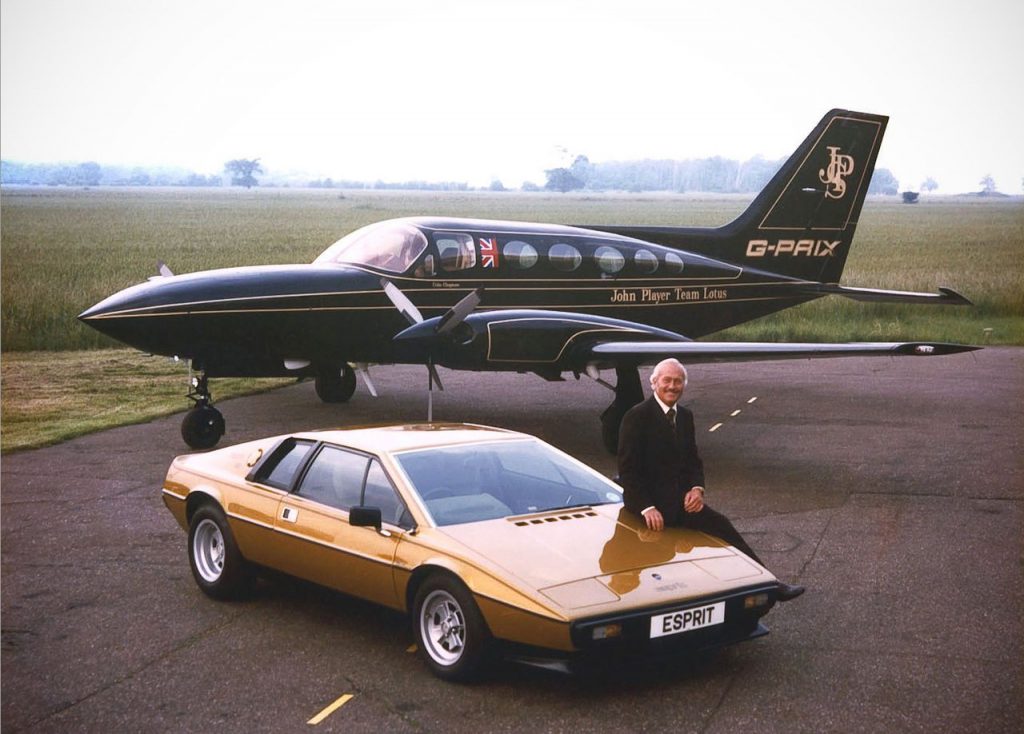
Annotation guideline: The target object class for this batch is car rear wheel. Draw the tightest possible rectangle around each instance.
[188,505,250,600]
[413,574,491,681]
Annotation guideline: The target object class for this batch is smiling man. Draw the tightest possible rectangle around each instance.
[617,358,805,602]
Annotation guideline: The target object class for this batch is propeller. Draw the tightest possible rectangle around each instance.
[149,260,175,281]
[380,278,483,421]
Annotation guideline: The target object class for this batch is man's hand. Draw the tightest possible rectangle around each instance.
[642,507,665,531]
[683,487,705,513]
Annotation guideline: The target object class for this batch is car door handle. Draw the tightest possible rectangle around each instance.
[281,506,299,523]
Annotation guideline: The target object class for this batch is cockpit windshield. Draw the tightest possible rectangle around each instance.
[314,220,429,274]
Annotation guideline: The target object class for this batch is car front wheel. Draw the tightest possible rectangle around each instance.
[413,574,491,681]
[188,504,250,600]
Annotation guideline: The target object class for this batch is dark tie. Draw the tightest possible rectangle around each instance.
[666,407,676,430]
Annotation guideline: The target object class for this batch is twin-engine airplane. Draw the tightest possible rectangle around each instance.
[80,109,977,451]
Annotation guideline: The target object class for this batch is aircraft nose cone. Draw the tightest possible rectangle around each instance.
[78,278,174,349]
[78,299,115,320]
[79,288,142,323]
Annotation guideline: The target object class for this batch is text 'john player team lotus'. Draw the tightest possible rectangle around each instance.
[80,109,977,450]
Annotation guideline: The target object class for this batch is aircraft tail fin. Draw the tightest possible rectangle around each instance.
[584,110,889,284]
[720,109,888,283]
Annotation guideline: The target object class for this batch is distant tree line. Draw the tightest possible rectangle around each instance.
[307,178,472,191]
[0,160,223,187]
[2,156,905,195]
[544,154,904,196]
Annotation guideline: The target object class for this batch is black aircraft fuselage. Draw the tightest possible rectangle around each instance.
[80,109,977,450]
[82,217,813,377]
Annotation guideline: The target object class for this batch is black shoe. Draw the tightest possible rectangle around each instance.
[777,582,805,602]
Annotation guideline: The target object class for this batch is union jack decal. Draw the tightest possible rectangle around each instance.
[479,238,499,268]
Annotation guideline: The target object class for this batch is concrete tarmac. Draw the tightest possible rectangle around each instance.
[2,348,1021,733]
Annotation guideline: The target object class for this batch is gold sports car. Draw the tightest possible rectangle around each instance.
[162,423,780,680]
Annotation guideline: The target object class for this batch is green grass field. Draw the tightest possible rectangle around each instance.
[1,187,1022,451]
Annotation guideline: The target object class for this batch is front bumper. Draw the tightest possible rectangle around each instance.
[505,583,777,674]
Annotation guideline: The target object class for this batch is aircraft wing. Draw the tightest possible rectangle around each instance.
[393,306,979,373]
[588,339,980,364]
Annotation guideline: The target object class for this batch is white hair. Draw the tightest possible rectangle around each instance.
[650,358,688,388]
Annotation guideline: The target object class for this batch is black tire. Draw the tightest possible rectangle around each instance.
[181,405,225,449]
[315,365,356,403]
[413,574,491,681]
[187,505,251,600]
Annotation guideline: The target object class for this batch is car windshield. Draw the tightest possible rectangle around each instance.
[314,220,428,274]
[394,439,623,527]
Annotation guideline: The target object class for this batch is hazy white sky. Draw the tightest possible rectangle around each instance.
[2,0,1022,192]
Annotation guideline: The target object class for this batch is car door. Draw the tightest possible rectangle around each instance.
[233,437,317,570]
[272,444,411,609]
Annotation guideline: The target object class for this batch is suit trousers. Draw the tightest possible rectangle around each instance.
[676,505,764,567]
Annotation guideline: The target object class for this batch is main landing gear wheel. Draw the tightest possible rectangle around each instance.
[181,370,225,450]
[413,574,491,681]
[315,364,357,403]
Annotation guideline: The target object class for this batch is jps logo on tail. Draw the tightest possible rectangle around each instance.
[747,239,839,257]
[818,146,855,199]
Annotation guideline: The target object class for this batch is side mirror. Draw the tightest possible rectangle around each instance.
[350,505,382,531]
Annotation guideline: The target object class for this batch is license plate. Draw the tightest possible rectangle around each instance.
[650,602,726,639]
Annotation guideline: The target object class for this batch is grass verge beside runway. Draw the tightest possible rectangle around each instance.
[0,350,291,452]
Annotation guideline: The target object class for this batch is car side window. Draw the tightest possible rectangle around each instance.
[252,438,316,489]
[363,459,412,528]
[296,446,368,511]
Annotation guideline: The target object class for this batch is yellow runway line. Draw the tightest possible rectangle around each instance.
[308,693,354,726]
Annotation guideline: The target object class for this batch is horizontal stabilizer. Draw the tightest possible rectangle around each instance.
[804,284,972,305]
[589,340,980,364]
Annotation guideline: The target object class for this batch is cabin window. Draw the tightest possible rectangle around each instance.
[595,246,625,274]
[549,243,582,272]
[634,249,658,274]
[664,252,685,274]
[436,233,477,272]
[503,240,538,270]
[314,221,428,274]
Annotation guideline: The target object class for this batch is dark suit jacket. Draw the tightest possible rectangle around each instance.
[617,396,705,525]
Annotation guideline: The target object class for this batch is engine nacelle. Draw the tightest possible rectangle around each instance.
[393,309,687,371]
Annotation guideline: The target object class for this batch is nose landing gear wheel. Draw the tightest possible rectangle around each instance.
[181,370,224,450]
[181,404,225,449]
